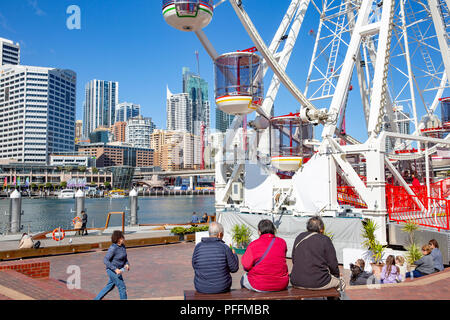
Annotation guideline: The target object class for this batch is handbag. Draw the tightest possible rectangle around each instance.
[253,237,276,267]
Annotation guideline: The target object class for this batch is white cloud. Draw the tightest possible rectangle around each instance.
[28,0,46,16]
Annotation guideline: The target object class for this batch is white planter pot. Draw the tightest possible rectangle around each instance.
[195,231,209,245]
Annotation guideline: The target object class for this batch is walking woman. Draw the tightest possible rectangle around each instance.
[94,230,130,300]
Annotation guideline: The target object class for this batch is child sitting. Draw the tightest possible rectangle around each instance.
[395,255,407,282]
[380,255,400,284]
[406,244,436,278]
[349,259,375,285]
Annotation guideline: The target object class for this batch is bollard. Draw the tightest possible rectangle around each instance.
[129,188,138,226]
[75,189,85,218]
[9,189,22,234]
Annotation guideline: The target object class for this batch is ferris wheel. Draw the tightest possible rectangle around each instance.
[162,0,450,239]
[162,0,449,149]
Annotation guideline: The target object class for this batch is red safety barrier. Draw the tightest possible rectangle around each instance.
[386,184,450,232]
[337,186,368,208]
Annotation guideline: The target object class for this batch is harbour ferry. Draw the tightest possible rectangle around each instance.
[57,189,76,199]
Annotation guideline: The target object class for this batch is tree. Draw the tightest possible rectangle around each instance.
[65,166,74,173]
[77,166,86,173]
[45,182,52,190]
[92,167,99,174]
[104,181,111,190]
[60,181,67,189]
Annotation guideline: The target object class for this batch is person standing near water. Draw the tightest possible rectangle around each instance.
[94,230,130,300]
[81,211,88,236]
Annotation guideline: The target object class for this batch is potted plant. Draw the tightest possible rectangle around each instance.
[231,224,253,254]
[361,219,386,277]
[405,243,422,272]
[401,222,421,271]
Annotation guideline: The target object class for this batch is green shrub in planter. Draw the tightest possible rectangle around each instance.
[171,227,187,235]
[231,224,252,253]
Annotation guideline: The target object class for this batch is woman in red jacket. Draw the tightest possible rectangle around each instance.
[240,219,289,292]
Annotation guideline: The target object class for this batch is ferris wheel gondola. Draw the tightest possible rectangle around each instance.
[270,113,305,172]
[162,0,214,32]
[214,51,264,115]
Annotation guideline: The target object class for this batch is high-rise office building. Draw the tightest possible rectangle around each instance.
[182,67,210,136]
[166,86,191,132]
[384,105,411,152]
[150,129,201,171]
[216,109,235,133]
[115,102,140,123]
[75,120,83,143]
[126,115,155,149]
[111,121,127,143]
[0,65,76,163]
[0,38,20,66]
[83,80,118,136]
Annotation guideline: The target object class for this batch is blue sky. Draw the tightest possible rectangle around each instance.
[0,0,444,143]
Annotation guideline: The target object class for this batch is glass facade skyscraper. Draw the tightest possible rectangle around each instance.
[216,109,235,133]
[115,102,141,123]
[83,79,118,136]
[182,67,210,136]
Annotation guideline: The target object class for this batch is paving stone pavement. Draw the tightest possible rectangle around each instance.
[13,241,450,300]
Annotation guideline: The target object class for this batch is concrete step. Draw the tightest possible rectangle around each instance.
[0,269,95,300]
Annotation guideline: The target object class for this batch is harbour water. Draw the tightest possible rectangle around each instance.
[0,195,216,234]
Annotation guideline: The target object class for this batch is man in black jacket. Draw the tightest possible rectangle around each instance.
[192,222,239,294]
[81,211,88,236]
[290,216,344,291]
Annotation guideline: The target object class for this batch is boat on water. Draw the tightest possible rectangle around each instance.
[58,189,75,199]
[108,189,126,198]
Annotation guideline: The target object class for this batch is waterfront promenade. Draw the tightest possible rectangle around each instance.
[0,233,449,300]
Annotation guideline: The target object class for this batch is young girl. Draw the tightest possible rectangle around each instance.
[395,256,407,282]
[380,255,400,284]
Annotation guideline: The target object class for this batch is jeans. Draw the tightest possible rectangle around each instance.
[94,269,127,300]
[405,270,426,278]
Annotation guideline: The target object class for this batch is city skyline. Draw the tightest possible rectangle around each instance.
[0,1,338,139]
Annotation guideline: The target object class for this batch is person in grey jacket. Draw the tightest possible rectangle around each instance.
[406,244,436,278]
[428,239,444,272]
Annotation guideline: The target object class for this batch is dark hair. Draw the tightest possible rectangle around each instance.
[429,239,439,249]
[306,216,324,233]
[350,263,362,282]
[22,233,27,237]
[258,219,276,235]
[111,230,124,244]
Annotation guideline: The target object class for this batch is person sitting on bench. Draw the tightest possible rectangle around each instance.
[19,233,40,249]
[240,219,289,292]
[290,216,345,291]
[192,222,239,294]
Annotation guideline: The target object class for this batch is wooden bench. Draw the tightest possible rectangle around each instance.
[184,287,340,300]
